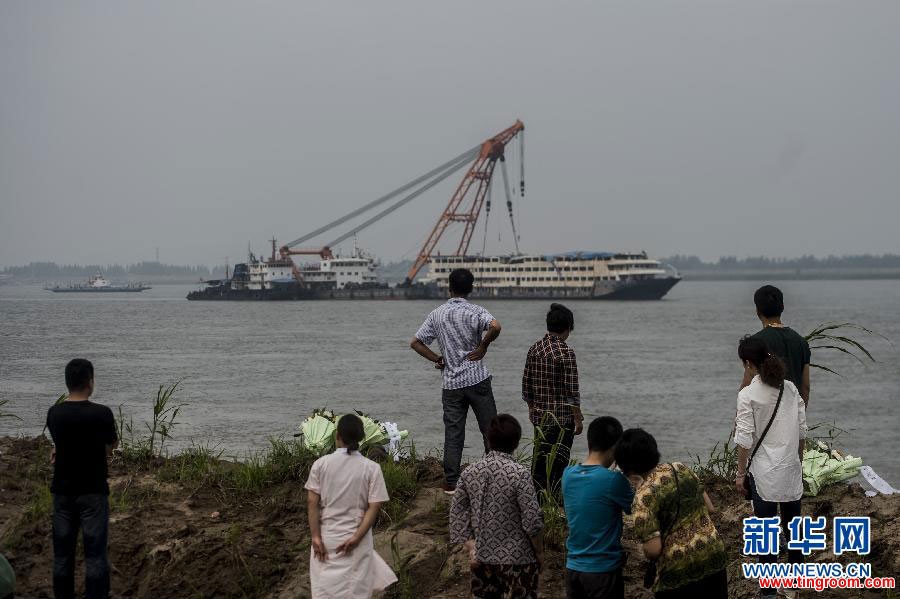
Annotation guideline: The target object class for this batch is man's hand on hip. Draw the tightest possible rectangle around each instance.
[466,344,488,361]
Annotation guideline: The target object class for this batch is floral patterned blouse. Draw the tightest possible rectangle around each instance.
[631,462,728,592]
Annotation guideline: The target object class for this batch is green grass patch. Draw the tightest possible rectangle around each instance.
[156,442,224,484]
[222,438,318,495]
[24,485,53,523]
[380,459,419,524]
[691,437,738,483]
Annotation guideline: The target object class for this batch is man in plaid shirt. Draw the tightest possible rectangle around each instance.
[523,303,583,498]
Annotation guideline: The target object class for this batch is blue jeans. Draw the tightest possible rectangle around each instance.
[52,494,110,599]
[442,377,497,487]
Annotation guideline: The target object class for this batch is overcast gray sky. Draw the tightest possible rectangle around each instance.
[1,1,898,267]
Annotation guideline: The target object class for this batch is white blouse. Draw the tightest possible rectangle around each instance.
[734,376,807,503]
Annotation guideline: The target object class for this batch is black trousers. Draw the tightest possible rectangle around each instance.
[654,568,727,599]
[566,567,624,599]
[52,494,110,599]
[532,421,575,498]
[442,378,498,487]
[749,476,803,597]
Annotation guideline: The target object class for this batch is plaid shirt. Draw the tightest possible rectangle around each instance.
[522,333,580,426]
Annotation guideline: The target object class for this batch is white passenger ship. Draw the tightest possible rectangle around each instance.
[420,251,680,300]
[230,250,381,291]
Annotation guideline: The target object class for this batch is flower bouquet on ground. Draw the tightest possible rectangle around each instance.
[354,410,409,461]
[297,409,337,455]
[295,408,409,460]
[802,441,863,496]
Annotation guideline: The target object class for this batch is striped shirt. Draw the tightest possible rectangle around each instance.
[522,333,580,426]
[415,298,494,390]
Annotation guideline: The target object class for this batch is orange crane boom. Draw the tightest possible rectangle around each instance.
[270,120,524,284]
[405,120,524,282]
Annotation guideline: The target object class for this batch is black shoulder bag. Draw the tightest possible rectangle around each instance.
[643,464,680,589]
[742,383,785,500]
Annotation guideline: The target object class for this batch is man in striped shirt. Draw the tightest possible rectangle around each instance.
[523,303,583,498]
[410,268,502,494]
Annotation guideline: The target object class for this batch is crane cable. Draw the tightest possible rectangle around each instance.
[481,176,492,255]
[519,130,525,197]
[499,156,520,255]
[285,144,480,249]
[327,150,476,248]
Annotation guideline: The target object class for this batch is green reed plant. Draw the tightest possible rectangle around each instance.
[0,399,22,421]
[146,381,185,456]
[805,322,887,375]
[691,439,738,483]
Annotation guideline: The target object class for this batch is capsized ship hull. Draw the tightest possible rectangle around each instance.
[185,276,679,301]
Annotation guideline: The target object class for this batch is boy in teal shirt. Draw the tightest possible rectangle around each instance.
[562,416,633,599]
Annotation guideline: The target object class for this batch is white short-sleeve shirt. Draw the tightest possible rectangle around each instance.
[304,448,390,540]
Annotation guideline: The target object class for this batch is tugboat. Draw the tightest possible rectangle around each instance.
[46,273,151,293]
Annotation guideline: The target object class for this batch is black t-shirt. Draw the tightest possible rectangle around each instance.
[46,400,118,496]
[752,326,811,392]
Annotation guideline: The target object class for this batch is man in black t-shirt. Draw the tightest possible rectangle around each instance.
[46,359,117,599]
[740,285,811,407]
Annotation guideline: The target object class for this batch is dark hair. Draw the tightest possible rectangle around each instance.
[448,268,474,296]
[546,303,574,334]
[614,428,660,476]
[754,285,784,319]
[738,335,786,388]
[65,358,94,392]
[336,414,365,454]
[587,416,623,453]
[486,414,522,453]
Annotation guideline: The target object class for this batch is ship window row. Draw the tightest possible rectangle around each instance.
[432,266,596,274]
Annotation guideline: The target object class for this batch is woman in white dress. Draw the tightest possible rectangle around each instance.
[305,414,397,598]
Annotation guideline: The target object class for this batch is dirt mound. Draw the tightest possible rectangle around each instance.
[2,437,897,598]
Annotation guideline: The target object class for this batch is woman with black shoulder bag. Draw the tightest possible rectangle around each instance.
[734,335,808,599]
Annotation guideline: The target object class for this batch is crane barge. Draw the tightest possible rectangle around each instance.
[187,120,680,301]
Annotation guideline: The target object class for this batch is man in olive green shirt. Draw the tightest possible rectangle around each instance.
[740,285,811,407]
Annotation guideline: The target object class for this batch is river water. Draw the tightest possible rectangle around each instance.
[2,280,898,484]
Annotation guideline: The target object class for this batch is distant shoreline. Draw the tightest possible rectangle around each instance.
[677,269,900,281]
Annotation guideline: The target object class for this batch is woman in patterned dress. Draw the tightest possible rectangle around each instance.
[615,429,728,598]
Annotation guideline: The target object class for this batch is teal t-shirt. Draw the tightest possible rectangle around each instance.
[562,464,634,573]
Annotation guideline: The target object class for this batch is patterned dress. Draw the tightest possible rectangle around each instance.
[631,462,727,593]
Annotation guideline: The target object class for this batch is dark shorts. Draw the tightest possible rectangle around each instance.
[566,567,624,599]
[566,568,625,599]
[471,562,540,599]
[654,568,727,599]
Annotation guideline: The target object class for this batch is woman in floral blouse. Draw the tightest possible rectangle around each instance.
[615,428,728,599]
[450,414,544,598]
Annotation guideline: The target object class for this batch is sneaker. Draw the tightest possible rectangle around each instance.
[442,483,456,496]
